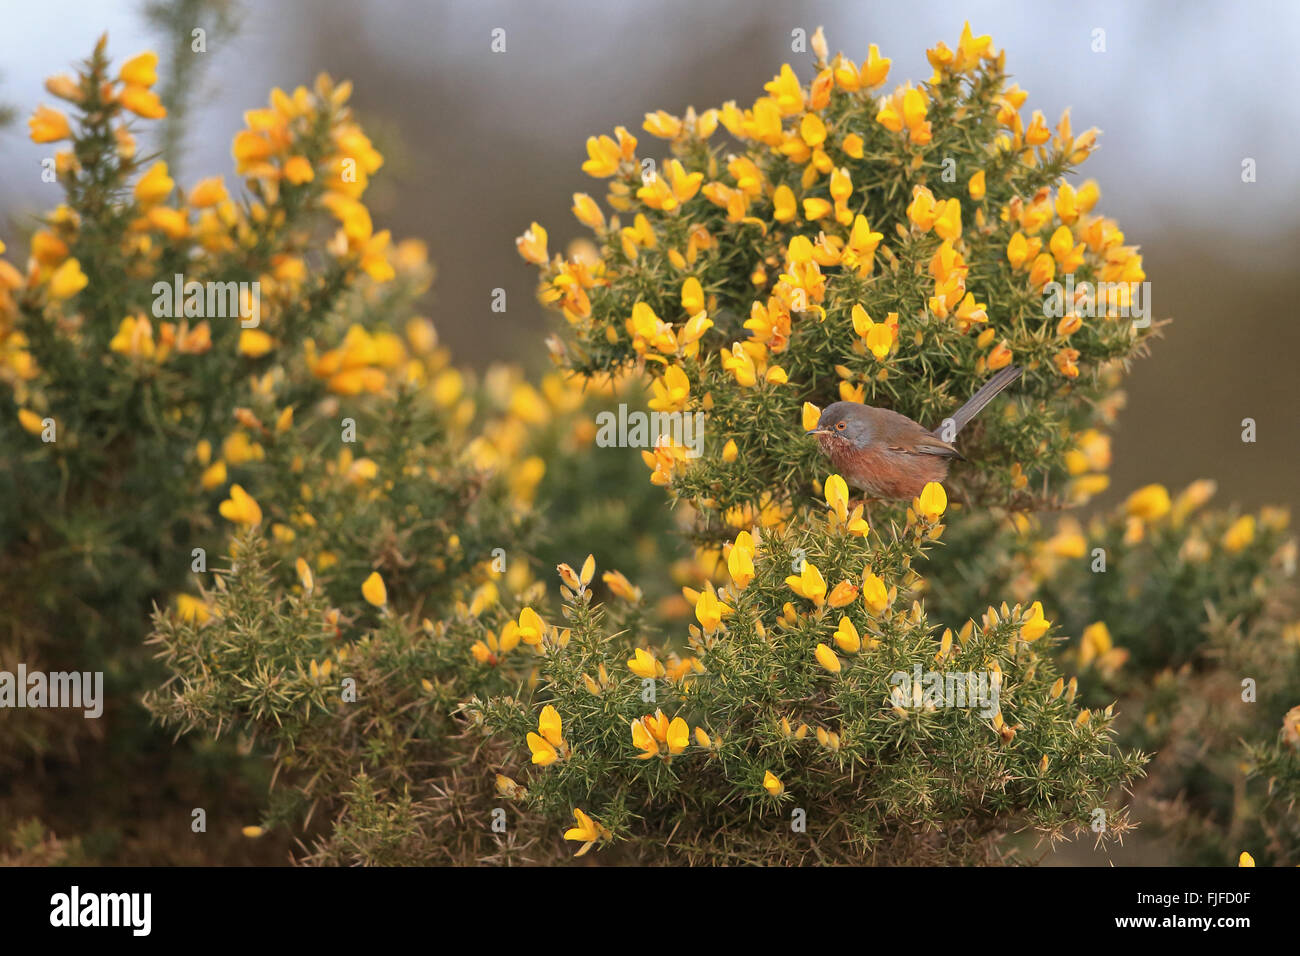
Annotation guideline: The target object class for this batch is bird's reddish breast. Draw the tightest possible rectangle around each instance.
[818,435,948,500]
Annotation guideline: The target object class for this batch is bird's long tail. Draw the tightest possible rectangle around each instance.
[942,365,1023,436]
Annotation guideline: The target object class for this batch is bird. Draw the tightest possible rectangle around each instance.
[806,365,1023,500]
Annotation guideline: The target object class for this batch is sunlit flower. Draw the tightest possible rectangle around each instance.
[727,531,756,589]
[1222,514,1255,553]
[361,571,387,608]
[134,161,175,205]
[627,647,665,679]
[1020,601,1050,642]
[602,569,643,603]
[515,222,548,264]
[218,484,263,526]
[1125,484,1171,522]
[47,257,88,300]
[861,572,889,615]
[916,482,947,522]
[527,704,567,765]
[814,642,841,674]
[563,808,610,857]
[785,561,827,605]
[238,329,274,357]
[120,84,166,118]
[29,105,72,143]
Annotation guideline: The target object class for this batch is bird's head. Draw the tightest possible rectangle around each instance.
[806,402,875,450]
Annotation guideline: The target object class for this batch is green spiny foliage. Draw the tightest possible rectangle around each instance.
[146,530,535,864]
[0,32,511,862]
[921,481,1300,864]
[1242,711,1300,866]
[473,492,1145,864]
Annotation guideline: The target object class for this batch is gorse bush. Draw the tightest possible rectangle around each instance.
[474,498,1144,865]
[3,22,1294,867]
[489,22,1171,863]
[924,480,1300,864]
[521,22,1152,533]
[495,22,1297,864]
[0,33,573,860]
[1,35,301,859]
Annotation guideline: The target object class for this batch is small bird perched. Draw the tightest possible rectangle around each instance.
[807,366,1023,500]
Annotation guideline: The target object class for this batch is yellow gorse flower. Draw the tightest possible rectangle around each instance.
[785,561,827,605]
[17,409,48,440]
[361,571,387,608]
[515,221,548,265]
[29,105,72,143]
[134,161,174,205]
[175,593,211,625]
[1222,514,1255,553]
[471,623,521,666]
[647,364,690,412]
[46,257,88,300]
[218,484,262,526]
[727,530,756,589]
[1019,601,1051,642]
[824,474,850,524]
[527,704,568,766]
[814,642,841,674]
[861,571,889,614]
[627,647,665,679]
[119,84,166,119]
[692,582,731,633]
[630,709,691,760]
[119,50,158,86]
[833,616,868,654]
[601,569,643,603]
[826,579,858,608]
[514,606,547,645]
[916,481,947,522]
[109,315,157,359]
[295,557,314,594]
[1125,483,1171,522]
[563,808,610,857]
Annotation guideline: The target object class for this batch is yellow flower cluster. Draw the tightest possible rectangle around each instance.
[515,21,1132,515]
[630,709,691,761]
[4,43,417,444]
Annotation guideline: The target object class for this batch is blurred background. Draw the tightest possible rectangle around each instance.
[2,0,1297,510]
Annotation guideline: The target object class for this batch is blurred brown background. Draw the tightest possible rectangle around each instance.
[2,0,1297,514]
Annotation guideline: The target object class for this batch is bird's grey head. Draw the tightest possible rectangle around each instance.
[808,402,874,448]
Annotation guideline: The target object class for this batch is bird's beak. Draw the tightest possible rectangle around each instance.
[805,428,831,437]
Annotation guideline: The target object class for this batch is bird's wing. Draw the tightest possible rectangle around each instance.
[876,411,964,459]
[895,432,963,459]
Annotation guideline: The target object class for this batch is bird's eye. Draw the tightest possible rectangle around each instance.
[835,421,846,431]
